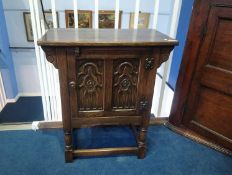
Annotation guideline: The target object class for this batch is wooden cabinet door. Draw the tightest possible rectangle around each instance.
[66,47,157,119]
[177,2,232,149]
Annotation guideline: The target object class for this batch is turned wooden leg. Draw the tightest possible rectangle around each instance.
[137,102,150,159]
[137,127,148,159]
[64,131,73,163]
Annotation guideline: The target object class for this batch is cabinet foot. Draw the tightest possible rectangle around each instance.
[65,149,73,163]
[137,145,146,159]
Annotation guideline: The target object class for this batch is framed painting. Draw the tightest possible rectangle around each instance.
[23,11,59,42]
[23,12,33,42]
[44,12,59,29]
[129,12,150,29]
[65,10,92,28]
[99,10,122,28]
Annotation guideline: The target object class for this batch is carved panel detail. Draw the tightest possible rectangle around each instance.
[112,59,139,109]
[77,60,104,111]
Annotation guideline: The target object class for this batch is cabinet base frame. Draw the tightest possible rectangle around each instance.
[65,124,145,162]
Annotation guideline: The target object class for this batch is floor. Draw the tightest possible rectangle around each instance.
[0,96,44,123]
[0,125,231,175]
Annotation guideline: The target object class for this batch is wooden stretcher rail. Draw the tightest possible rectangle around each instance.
[73,147,138,157]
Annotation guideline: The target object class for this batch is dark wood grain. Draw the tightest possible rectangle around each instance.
[39,29,176,162]
[57,48,74,162]
[136,48,160,158]
[73,147,138,157]
[37,29,178,47]
[169,0,232,150]
[72,116,142,128]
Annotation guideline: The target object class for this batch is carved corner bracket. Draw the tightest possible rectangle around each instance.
[42,46,59,69]
[158,47,174,67]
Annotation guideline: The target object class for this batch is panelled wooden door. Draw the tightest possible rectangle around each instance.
[170,0,232,150]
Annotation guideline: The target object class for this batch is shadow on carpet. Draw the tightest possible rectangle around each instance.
[0,125,231,175]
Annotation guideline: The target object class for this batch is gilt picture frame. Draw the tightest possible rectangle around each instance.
[129,12,150,29]
[65,10,92,28]
[99,10,122,28]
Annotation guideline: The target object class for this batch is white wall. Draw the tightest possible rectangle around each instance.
[2,0,174,96]
[11,49,41,95]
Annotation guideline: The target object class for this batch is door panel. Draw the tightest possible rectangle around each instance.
[181,3,232,149]
[201,65,232,95]
[192,87,232,139]
[112,59,139,110]
[76,60,104,111]
[208,18,232,71]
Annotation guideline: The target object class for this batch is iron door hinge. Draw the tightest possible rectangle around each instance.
[139,99,149,111]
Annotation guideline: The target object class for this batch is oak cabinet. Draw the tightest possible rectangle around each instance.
[38,29,178,162]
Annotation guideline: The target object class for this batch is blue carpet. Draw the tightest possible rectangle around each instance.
[0,97,44,123]
[0,125,231,175]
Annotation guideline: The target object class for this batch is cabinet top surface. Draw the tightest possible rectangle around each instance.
[37,29,178,47]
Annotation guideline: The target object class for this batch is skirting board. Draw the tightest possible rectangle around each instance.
[0,123,32,131]
[36,121,63,129]
[6,93,41,103]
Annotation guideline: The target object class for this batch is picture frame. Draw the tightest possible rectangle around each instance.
[23,11,59,42]
[65,10,92,28]
[99,10,122,28]
[23,12,33,42]
[129,12,150,29]
[44,12,59,29]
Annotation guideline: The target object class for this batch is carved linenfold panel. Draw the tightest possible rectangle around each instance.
[77,60,104,111]
[112,59,139,109]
